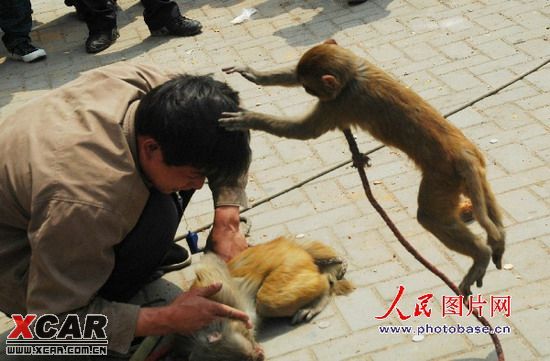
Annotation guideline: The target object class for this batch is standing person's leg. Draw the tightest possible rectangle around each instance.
[140,0,201,37]
[66,0,119,53]
[98,189,194,303]
[0,0,46,62]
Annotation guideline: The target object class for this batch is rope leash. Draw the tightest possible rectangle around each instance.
[342,128,505,361]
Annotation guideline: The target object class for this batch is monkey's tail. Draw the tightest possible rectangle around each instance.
[458,151,505,245]
[331,279,355,296]
[300,240,340,260]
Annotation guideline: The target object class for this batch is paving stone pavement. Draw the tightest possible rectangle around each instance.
[1,0,549,360]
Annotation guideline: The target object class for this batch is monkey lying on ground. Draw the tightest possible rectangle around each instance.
[176,236,354,361]
[219,40,505,297]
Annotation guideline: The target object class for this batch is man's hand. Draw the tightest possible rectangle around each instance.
[167,283,252,333]
[135,283,251,336]
[206,206,248,262]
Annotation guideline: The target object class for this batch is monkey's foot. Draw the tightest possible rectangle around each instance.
[351,153,371,168]
[291,300,328,325]
[488,229,506,269]
[459,279,472,300]
[491,246,505,270]
[291,289,331,325]
[492,253,503,270]
[459,256,490,299]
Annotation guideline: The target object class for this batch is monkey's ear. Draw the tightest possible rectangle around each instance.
[321,75,340,91]
[323,39,338,45]
[207,331,223,343]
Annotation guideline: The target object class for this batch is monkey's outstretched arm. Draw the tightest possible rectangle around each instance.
[219,104,336,140]
[223,65,300,87]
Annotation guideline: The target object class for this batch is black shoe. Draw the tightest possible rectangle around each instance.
[85,28,119,54]
[150,16,202,37]
[158,243,192,273]
[348,0,367,4]
[8,41,46,63]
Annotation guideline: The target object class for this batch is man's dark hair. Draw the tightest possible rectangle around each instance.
[135,74,250,181]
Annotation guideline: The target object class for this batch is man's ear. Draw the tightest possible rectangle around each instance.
[321,74,340,91]
[139,136,161,159]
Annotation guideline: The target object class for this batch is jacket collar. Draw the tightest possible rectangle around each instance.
[122,101,153,188]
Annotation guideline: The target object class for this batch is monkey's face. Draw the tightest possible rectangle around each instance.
[301,75,342,101]
[188,320,264,361]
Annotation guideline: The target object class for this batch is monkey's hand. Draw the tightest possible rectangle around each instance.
[219,111,258,131]
[222,66,261,84]
[224,65,299,87]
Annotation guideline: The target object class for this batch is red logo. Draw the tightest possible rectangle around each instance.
[7,314,37,339]
[376,285,512,319]
[5,314,109,356]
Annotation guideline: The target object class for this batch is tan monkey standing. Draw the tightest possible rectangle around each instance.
[219,40,505,297]
[176,236,353,361]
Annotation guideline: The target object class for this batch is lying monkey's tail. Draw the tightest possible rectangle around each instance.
[458,151,504,244]
[331,279,355,296]
[300,240,340,260]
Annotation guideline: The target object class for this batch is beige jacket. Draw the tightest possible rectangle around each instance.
[0,62,247,353]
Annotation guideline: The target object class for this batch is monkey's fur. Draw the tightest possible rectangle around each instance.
[177,236,354,361]
[220,41,505,297]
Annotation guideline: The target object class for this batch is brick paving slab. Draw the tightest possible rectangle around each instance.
[1,0,549,360]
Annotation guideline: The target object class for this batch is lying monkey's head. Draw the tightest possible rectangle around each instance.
[186,319,264,361]
[176,253,264,360]
[297,40,357,101]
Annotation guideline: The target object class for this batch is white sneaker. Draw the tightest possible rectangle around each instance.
[9,41,47,63]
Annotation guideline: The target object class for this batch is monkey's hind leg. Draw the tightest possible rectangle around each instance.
[255,264,330,324]
[481,179,506,269]
[417,177,492,297]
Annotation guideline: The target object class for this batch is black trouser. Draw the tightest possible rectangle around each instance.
[98,189,193,302]
[70,0,181,33]
[0,0,32,50]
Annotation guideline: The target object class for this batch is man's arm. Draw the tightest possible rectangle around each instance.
[207,206,247,262]
[27,199,143,353]
[207,159,250,261]
[207,127,251,261]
